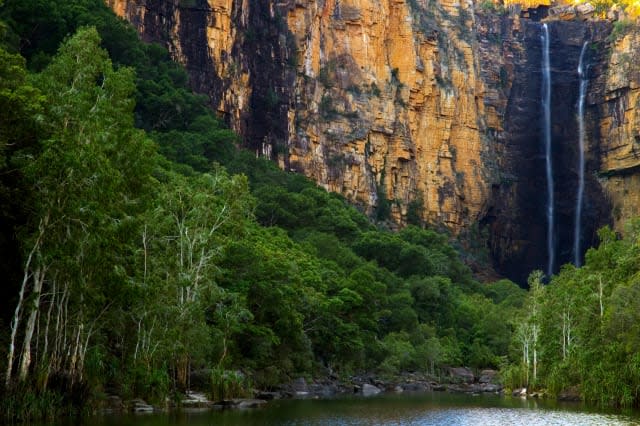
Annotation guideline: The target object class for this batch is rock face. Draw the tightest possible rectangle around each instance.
[106,0,493,232]
[106,0,640,282]
[596,27,640,233]
[475,15,612,282]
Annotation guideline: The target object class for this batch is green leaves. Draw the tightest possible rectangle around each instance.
[1,1,525,407]
[501,222,640,406]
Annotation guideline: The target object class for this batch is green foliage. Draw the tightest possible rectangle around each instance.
[0,2,524,420]
[609,19,634,42]
[124,366,170,405]
[502,222,640,407]
[210,368,251,401]
[406,197,424,226]
[478,0,505,14]
[375,186,392,221]
[0,386,66,422]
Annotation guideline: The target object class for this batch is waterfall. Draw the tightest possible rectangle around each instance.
[574,41,589,267]
[541,23,554,277]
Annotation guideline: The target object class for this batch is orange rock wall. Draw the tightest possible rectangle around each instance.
[597,27,640,232]
[105,0,640,240]
[106,0,497,233]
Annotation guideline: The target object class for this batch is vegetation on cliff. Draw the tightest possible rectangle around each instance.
[0,0,521,420]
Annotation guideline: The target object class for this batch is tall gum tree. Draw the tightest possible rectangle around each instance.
[5,27,156,387]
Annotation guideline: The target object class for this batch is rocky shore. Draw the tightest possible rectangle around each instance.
[101,367,503,414]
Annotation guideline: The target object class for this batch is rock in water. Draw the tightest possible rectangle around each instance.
[361,383,382,396]
[130,398,154,413]
[558,386,581,401]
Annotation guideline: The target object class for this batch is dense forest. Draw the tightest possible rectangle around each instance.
[1,0,640,421]
[0,0,523,420]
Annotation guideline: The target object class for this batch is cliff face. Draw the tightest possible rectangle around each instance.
[475,14,612,282]
[106,0,640,281]
[107,0,496,231]
[596,27,640,232]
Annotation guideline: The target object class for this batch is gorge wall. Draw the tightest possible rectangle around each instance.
[107,0,494,230]
[106,0,640,283]
[476,15,613,282]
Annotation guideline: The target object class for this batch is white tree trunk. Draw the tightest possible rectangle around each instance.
[598,275,604,319]
[5,216,47,387]
[19,266,46,382]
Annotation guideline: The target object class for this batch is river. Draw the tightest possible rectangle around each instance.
[43,393,640,425]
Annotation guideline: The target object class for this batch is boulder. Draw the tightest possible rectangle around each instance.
[478,369,498,384]
[512,387,527,397]
[401,382,430,392]
[447,384,472,393]
[182,391,212,408]
[104,395,124,411]
[361,383,382,396]
[217,398,268,409]
[479,383,502,393]
[555,6,577,21]
[189,369,212,390]
[308,383,340,397]
[129,398,154,413]
[576,3,595,18]
[254,391,281,400]
[291,377,309,396]
[235,399,268,409]
[448,367,475,384]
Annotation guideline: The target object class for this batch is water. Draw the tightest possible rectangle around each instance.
[574,41,589,267]
[541,23,554,278]
[41,393,640,425]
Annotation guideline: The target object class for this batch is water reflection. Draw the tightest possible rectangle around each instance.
[44,393,640,426]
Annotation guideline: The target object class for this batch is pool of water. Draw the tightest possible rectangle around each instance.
[48,393,640,425]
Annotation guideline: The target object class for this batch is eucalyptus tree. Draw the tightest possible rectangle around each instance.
[5,27,156,388]
[0,44,43,387]
[133,168,253,387]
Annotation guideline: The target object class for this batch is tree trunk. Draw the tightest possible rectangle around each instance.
[598,275,604,319]
[5,215,47,387]
[19,266,46,382]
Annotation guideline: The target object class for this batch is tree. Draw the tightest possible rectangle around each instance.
[5,27,156,387]
[0,45,44,386]
[136,169,252,387]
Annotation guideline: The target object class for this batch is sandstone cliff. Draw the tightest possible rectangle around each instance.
[474,13,613,281]
[596,26,640,232]
[106,0,640,281]
[106,0,496,232]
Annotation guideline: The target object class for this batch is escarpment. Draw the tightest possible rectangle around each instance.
[107,0,493,232]
[107,0,640,283]
[596,26,640,232]
[475,13,612,283]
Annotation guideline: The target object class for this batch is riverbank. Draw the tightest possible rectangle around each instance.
[97,367,504,414]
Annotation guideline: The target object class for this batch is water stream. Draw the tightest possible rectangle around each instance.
[574,41,589,267]
[541,23,554,277]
